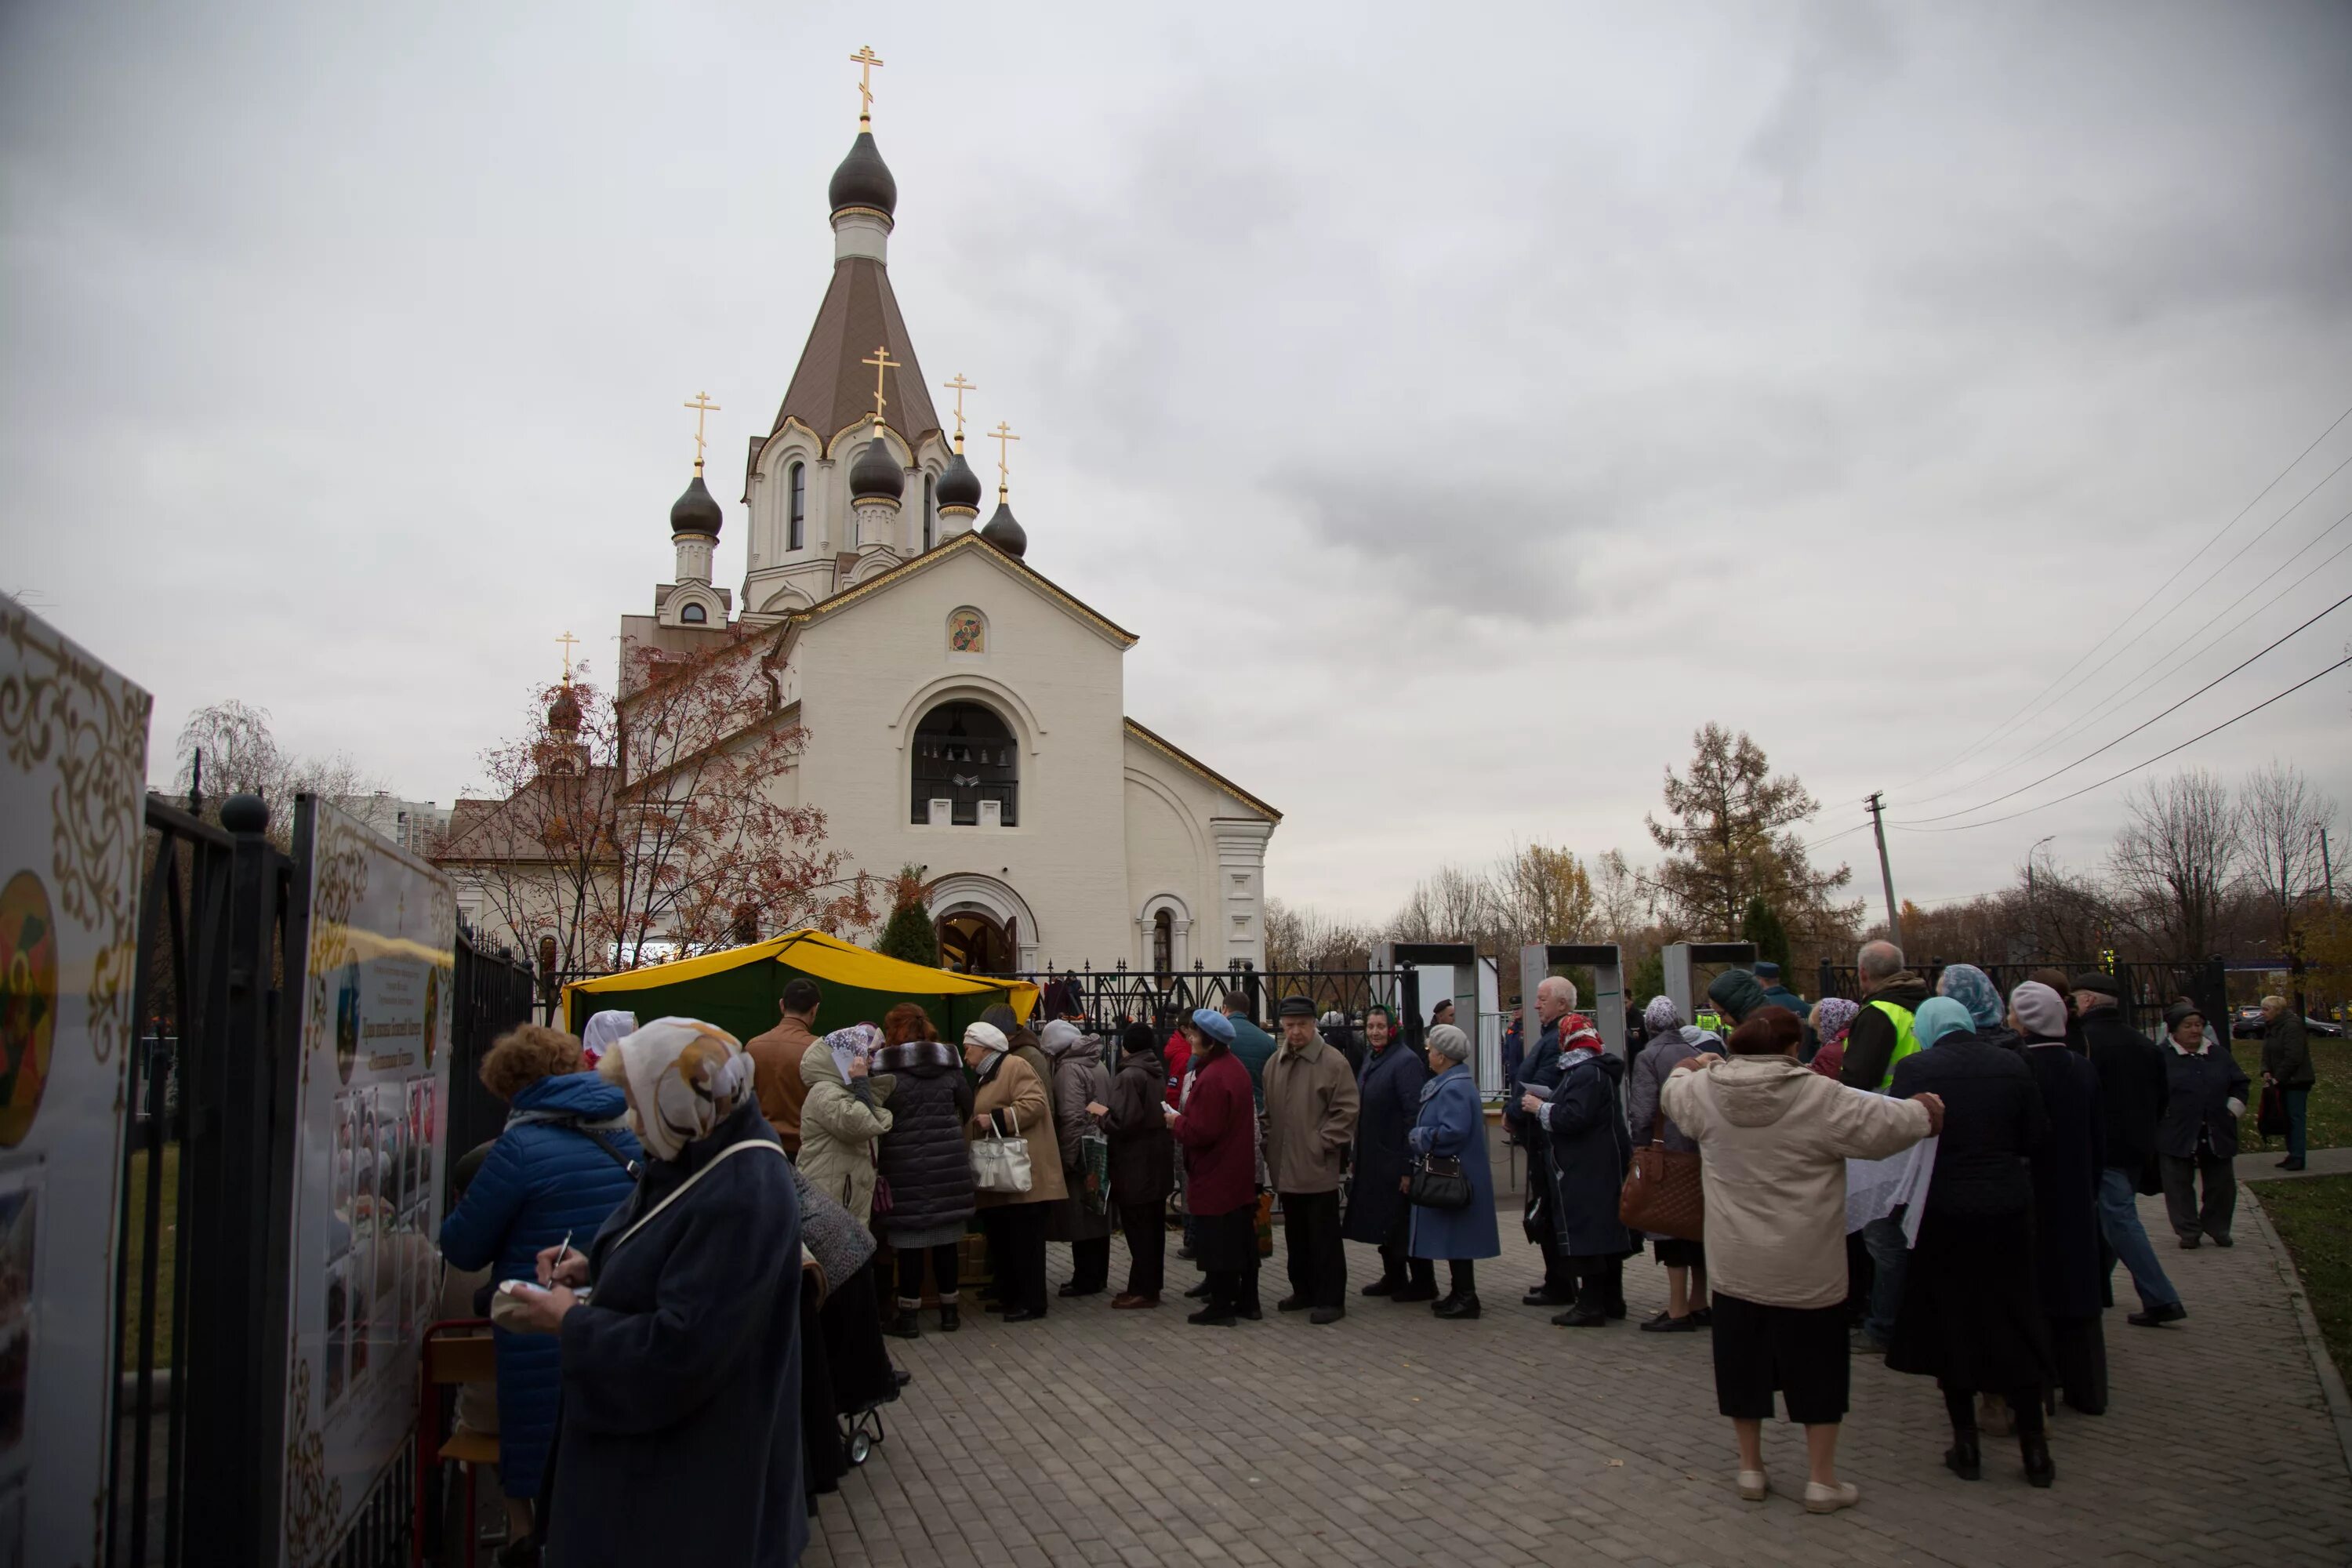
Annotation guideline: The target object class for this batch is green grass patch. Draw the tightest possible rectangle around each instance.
[2258,1174,2352,1376]
[120,1144,180,1371]
[2235,1038,2352,1154]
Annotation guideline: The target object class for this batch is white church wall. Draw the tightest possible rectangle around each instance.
[1120,729,1270,971]
[786,548,1134,968]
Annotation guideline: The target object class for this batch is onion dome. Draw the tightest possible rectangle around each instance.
[849,432,906,502]
[828,131,898,219]
[936,447,983,510]
[979,500,1027,558]
[670,474,722,537]
[546,681,583,735]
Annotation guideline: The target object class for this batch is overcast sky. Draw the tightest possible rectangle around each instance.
[6,0,2350,928]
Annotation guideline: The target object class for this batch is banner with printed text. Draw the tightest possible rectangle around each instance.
[0,603,151,1568]
[279,800,455,1567]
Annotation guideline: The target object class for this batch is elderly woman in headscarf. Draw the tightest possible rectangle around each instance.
[1888,990,2057,1489]
[1343,1004,1434,1302]
[2010,981,2108,1416]
[797,1022,894,1221]
[1165,1008,1261,1326]
[1041,1018,1115,1298]
[1937,964,2013,1045]
[511,1018,804,1567]
[1627,996,1719,1330]
[1406,1023,1500,1317]
[578,1009,637,1071]
[1808,998,1861,1081]
[963,1020,1065,1322]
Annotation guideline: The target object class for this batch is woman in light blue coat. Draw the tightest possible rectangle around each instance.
[1406,1023,1501,1319]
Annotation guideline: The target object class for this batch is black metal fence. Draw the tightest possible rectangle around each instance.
[111,792,300,1567]
[107,799,535,1568]
[1814,956,2228,1040]
[442,924,541,1206]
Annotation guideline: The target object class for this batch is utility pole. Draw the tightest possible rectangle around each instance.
[2027,834,2056,962]
[1868,792,1902,951]
[2325,826,2337,912]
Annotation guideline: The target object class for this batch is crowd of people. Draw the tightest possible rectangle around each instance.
[429,949,2317,1562]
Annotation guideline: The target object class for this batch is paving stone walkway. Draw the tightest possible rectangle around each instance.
[806,1188,2352,1568]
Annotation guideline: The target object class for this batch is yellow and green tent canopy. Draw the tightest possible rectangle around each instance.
[561,930,1038,1045]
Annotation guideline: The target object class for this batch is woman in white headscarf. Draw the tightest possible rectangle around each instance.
[510,1018,807,1568]
[798,1022,895,1223]
[578,1009,637,1070]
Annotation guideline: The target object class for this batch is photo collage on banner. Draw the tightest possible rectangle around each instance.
[280,800,454,1568]
[0,604,151,1568]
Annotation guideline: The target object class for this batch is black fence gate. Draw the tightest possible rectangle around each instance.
[107,796,537,1568]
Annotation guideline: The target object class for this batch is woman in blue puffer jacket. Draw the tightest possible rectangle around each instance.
[438,1023,641,1556]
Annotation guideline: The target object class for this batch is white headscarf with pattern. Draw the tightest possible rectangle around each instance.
[598,1016,755,1162]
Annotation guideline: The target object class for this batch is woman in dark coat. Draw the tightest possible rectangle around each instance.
[2158,1000,2249,1247]
[2010,982,2108,1416]
[1887,997,2056,1490]
[875,1004,975,1338]
[1342,1006,1434,1301]
[1094,1022,1176,1307]
[514,1018,804,1568]
[1519,1013,1632,1329]
[437,1024,641,1551]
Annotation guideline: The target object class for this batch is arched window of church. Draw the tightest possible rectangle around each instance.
[910,700,1017,826]
[924,471,935,551]
[1152,908,1173,974]
[680,602,707,624]
[788,461,807,551]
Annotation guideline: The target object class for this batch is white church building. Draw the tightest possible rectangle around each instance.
[613,87,1279,975]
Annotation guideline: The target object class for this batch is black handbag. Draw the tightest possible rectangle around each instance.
[2258,1084,2292,1138]
[1407,1153,1473,1211]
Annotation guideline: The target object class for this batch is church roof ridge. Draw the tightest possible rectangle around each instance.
[1122,717,1283,825]
[783,530,1138,648]
[769,257,942,452]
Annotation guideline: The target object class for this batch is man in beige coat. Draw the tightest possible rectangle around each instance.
[1264,996,1360,1324]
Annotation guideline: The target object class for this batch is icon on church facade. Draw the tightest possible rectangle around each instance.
[947,608,985,652]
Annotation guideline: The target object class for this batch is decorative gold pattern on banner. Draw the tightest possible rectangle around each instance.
[0,604,151,1068]
[281,1356,341,1565]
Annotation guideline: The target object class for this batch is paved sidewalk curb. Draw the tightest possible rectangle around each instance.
[2245,1184,2352,1483]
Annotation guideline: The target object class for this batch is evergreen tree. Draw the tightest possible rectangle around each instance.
[1740,895,1793,975]
[876,900,939,967]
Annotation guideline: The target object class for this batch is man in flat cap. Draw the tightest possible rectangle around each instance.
[1263,995,1360,1324]
[2074,971,2187,1327]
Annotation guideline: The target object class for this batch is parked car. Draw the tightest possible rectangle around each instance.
[2232,1007,2267,1039]
[2308,1015,2346,1039]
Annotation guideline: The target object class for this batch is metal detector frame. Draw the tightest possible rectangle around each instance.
[1662,942,1759,1029]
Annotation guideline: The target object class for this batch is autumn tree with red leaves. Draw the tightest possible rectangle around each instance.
[437,629,876,980]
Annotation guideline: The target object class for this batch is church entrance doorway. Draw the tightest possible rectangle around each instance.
[937,909,1018,974]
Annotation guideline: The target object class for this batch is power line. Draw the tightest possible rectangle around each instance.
[1964,514,2352,785]
[1889,654,2352,835]
[1883,398,2352,792]
[1896,452,2352,809]
[1894,586,2352,825]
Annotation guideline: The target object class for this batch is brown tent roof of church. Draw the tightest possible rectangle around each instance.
[770,256,941,451]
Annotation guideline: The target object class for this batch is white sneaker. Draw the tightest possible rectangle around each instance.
[1737,1469,1770,1501]
[1804,1480,1860,1515]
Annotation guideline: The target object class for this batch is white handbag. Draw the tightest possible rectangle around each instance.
[971,1109,1035,1194]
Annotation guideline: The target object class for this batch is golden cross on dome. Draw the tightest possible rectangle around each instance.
[989,419,1020,498]
[943,373,977,445]
[849,45,884,126]
[861,344,899,426]
[682,390,720,474]
[555,630,580,682]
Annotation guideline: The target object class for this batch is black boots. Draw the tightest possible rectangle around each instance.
[1432,1293,1481,1319]
[2021,1432,2056,1488]
[1944,1435,1981,1481]
[938,1303,960,1334]
[887,1307,922,1340]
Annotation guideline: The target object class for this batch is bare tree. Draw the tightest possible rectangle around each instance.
[1592,848,1648,945]
[1490,840,1595,950]
[2109,768,2245,961]
[1263,899,1377,971]
[2243,760,2338,949]
[173,699,380,848]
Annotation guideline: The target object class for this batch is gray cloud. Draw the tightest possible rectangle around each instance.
[5,0,2350,926]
